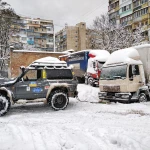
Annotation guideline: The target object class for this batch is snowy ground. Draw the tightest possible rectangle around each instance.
[1,84,150,150]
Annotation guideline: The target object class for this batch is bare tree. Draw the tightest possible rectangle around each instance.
[0,0,19,74]
[88,14,144,53]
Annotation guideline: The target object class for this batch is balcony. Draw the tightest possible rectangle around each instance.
[141,25,148,32]
[121,20,132,27]
[142,14,148,20]
[27,40,34,45]
[47,30,54,34]
[142,2,148,8]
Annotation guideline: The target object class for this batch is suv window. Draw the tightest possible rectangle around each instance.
[23,69,42,81]
[46,69,73,79]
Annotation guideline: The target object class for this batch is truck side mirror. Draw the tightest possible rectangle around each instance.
[129,77,133,81]
[129,65,133,79]
[93,62,96,69]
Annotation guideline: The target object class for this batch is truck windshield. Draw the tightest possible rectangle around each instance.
[100,64,127,80]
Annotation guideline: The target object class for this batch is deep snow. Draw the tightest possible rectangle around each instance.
[0,84,150,150]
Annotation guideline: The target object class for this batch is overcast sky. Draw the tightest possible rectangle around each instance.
[5,0,108,32]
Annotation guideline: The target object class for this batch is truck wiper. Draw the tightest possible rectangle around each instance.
[113,76,121,79]
[106,77,114,80]
[113,76,126,80]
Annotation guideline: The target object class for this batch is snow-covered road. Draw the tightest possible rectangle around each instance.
[0,84,150,150]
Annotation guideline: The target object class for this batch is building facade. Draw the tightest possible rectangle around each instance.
[108,0,149,40]
[55,22,89,52]
[10,17,54,51]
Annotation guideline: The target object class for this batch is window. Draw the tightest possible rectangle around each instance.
[129,65,139,78]
[23,70,42,81]
[22,37,26,41]
[46,69,73,79]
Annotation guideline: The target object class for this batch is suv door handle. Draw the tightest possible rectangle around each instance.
[139,81,142,83]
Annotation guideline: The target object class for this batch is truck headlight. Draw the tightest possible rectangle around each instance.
[99,92,107,97]
[121,94,130,99]
[115,93,130,99]
[115,93,121,98]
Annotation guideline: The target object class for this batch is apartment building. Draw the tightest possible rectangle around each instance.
[108,0,149,40]
[10,17,54,51]
[55,22,89,52]
[108,0,120,25]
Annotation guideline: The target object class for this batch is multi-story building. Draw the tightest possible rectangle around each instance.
[108,0,150,41]
[132,0,149,40]
[55,22,89,52]
[119,0,133,30]
[108,0,120,25]
[10,17,54,51]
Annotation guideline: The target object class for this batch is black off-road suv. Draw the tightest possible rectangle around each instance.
[0,59,78,116]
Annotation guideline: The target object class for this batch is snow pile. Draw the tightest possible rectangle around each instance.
[104,47,142,67]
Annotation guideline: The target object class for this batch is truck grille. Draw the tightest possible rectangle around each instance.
[103,86,120,92]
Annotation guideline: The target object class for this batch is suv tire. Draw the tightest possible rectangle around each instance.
[0,95,11,116]
[50,90,69,110]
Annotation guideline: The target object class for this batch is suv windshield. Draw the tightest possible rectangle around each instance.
[46,69,73,79]
[100,64,127,80]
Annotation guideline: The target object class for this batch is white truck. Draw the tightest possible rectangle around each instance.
[85,50,110,87]
[98,44,150,103]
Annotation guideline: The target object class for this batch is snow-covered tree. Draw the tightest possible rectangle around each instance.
[88,14,144,53]
[0,0,19,73]
[22,44,41,51]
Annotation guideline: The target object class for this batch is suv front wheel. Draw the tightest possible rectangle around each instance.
[0,95,11,116]
[49,90,69,110]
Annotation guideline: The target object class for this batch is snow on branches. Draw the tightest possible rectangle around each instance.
[0,0,19,72]
[88,14,145,53]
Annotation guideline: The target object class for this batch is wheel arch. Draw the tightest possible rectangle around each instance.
[0,87,14,104]
[137,86,149,100]
[46,83,69,102]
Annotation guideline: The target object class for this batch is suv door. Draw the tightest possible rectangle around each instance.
[14,69,49,100]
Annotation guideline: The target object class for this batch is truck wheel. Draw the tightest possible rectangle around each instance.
[0,96,11,116]
[88,77,93,86]
[138,93,147,102]
[50,90,69,110]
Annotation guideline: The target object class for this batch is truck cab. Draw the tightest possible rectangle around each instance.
[98,47,149,103]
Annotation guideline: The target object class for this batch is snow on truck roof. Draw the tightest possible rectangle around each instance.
[89,50,110,62]
[104,47,142,67]
[134,44,150,49]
